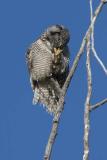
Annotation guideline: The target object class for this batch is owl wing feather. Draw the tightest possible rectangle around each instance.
[26,39,53,81]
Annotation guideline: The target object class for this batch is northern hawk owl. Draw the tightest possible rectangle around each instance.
[26,25,70,114]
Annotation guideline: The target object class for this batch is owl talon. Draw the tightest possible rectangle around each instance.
[54,48,62,56]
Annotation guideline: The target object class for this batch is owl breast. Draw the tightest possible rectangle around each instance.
[31,39,53,81]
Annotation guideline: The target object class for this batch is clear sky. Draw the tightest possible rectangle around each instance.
[0,0,107,159]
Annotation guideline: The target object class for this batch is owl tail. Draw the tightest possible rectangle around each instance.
[33,78,61,114]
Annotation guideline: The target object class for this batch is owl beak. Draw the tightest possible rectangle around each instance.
[53,48,62,56]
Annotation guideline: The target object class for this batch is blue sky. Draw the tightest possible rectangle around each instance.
[0,0,107,159]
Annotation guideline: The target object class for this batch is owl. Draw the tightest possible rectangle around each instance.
[26,25,70,114]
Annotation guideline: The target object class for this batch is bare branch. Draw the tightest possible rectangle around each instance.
[44,97,64,160]
[44,120,58,160]
[83,34,92,160]
[90,98,107,111]
[44,1,106,160]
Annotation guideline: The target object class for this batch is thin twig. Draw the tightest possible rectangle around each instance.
[90,0,107,75]
[92,47,107,75]
[44,1,106,159]
[90,98,107,111]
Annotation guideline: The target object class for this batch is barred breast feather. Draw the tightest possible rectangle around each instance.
[27,39,53,81]
[26,38,61,114]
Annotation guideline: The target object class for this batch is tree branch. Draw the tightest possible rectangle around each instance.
[44,120,58,160]
[83,34,92,160]
[44,98,64,160]
[44,1,106,160]
[90,98,107,111]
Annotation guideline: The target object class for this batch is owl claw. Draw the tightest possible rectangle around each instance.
[54,48,62,56]
[53,48,63,63]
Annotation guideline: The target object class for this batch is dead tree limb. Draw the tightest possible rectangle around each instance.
[83,34,92,160]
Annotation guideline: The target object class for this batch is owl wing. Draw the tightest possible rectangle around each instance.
[26,39,54,90]
[26,47,32,74]
[33,77,61,114]
[26,46,35,90]
[26,39,53,80]
[58,45,70,87]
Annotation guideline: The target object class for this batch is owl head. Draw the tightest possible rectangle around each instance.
[42,25,70,49]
